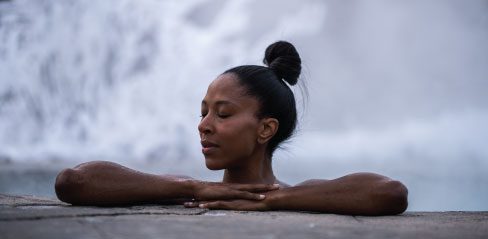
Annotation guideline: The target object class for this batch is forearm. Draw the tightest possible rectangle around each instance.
[55,161,195,205]
[267,174,408,215]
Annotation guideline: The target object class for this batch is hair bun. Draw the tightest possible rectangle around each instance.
[263,41,302,86]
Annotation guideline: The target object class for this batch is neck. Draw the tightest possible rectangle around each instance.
[222,152,276,184]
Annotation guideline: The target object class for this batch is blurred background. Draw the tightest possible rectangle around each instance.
[0,0,487,211]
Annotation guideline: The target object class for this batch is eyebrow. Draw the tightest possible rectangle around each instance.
[201,100,237,107]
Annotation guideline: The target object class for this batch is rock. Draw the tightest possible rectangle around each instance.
[0,194,487,239]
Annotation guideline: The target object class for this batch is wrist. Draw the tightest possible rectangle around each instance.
[183,179,200,198]
[265,189,286,210]
[159,176,198,199]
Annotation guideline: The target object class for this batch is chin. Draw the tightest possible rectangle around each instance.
[204,158,226,170]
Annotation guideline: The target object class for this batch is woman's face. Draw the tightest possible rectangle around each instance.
[198,73,262,170]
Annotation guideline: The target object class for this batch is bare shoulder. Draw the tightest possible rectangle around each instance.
[336,172,395,181]
[294,172,394,186]
[295,179,329,186]
[160,174,195,181]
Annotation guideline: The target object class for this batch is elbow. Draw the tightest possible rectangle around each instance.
[375,180,408,215]
[54,168,85,204]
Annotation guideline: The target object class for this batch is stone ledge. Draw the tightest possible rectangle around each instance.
[1,194,487,239]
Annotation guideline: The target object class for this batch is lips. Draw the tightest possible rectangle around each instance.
[201,140,219,154]
[201,140,219,148]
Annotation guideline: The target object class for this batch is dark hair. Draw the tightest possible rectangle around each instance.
[223,41,302,157]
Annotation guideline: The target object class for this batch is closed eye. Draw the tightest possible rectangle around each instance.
[218,113,231,118]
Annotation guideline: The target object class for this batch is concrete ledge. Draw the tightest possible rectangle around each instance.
[1,194,487,239]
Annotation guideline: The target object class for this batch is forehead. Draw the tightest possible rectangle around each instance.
[207,73,243,96]
[204,74,245,102]
[203,73,260,110]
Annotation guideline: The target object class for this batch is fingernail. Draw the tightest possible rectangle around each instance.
[273,184,280,187]
[199,204,206,208]
[259,194,266,199]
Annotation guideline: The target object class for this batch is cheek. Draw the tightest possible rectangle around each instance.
[200,112,261,170]
[218,119,259,156]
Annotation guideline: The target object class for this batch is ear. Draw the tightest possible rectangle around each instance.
[257,118,279,144]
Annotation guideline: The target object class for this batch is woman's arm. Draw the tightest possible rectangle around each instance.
[267,173,408,215]
[55,161,278,206]
[191,173,408,216]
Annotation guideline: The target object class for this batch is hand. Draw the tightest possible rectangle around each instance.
[192,181,279,201]
[184,199,270,211]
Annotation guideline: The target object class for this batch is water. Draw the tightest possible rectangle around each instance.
[1,0,487,211]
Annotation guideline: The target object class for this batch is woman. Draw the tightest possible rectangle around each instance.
[55,41,408,215]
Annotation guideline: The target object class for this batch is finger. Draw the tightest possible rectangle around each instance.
[229,190,266,201]
[184,201,199,208]
[201,200,267,211]
[200,201,230,210]
[231,183,280,192]
[184,201,208,208]
[205,189,264,201]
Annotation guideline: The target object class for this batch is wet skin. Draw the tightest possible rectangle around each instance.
[54,73,408,215]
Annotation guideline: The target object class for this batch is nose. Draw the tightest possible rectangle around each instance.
[198,114,214,136]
